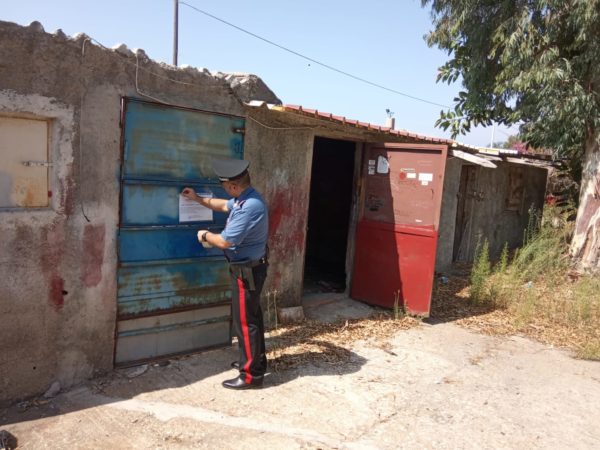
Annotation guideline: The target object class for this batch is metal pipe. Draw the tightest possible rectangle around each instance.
[173,0,179,66]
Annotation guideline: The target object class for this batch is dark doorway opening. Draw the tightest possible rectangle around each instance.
[303,137,356,295]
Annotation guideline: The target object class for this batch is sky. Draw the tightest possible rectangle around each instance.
[3,0,519,146]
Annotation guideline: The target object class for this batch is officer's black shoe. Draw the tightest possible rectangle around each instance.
[222,375,263,390]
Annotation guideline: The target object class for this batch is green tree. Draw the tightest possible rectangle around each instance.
[422,0,600,272]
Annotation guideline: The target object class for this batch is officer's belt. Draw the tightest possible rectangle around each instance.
[229,257,268,291]
[229,256,268,269]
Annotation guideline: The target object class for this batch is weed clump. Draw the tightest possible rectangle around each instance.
[466,205,600,360]
[470,239,491,304]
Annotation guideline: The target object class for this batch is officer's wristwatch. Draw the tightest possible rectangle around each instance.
[201,231,208,242]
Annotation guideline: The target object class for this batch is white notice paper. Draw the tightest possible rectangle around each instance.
[376,156,390,174]
[418,172,433,182]
[179,193,213,222]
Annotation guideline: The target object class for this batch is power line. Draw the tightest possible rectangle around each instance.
[179,1,451,109]
[497,127,521,137]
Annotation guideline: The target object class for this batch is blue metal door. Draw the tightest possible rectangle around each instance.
[115,98,244,366]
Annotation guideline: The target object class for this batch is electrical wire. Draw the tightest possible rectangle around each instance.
[85,37,215,107]
[179,1,452,109]
[135,52,170,104]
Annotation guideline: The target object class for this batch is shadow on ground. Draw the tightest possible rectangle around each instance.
[427,264,498,325]
[2,267,492,429]
[0,296,369,427]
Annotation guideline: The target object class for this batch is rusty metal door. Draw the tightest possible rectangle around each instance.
[453,165,478,261]
[351,143,448,315]
[115,98,245,366]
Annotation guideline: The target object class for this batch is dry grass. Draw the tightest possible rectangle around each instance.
[262,209,598,372]
[432,273,600,360]
[431,207,600,360]
[266,314,420,372]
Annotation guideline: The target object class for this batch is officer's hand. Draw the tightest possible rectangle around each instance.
[197,229,213,248]
[181,187,196,200]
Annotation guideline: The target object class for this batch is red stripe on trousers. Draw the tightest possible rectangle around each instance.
[237,277,253,383]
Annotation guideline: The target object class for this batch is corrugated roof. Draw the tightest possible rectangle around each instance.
[277,104,456,145]
[245,101,553,168]
[246,101,458,146]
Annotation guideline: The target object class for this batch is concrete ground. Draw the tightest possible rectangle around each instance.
[2,296,600,449]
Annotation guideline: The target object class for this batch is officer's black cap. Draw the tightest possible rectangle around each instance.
[211,157,250,182]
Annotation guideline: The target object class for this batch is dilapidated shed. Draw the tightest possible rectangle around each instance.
[436,149,550,273]
[0,20,548,405]
[244,103,549,311]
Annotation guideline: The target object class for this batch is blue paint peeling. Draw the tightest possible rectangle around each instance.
[116,99,244,363]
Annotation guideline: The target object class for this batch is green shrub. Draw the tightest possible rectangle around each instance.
[509,206,573,282]
[470,239,491,304]
[497,242,509,274]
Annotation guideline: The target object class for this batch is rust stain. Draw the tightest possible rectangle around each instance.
[171,273,191,292]
[81,223,106,287]
[40,223,66,276]
[49,275,65,310]
[269,191,286,234]
[268,190,306,255]
[39,222,67,312]
[13,176,47,207]
[270,269,283,291]
[150,275,162,291]
[60,171,75,216]
[23,187,35,207]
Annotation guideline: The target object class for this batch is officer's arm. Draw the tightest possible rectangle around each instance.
[181,188,230,212]
[197,230,233,249]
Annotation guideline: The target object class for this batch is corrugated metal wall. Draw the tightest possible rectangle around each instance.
[115,98,245,365]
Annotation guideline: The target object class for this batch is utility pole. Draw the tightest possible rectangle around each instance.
[173,0,179,66]
[490,122,496,148]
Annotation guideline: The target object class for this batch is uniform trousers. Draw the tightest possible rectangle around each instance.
[229,262,268,383]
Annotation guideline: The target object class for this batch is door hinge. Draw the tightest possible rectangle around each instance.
[22,161,53,167]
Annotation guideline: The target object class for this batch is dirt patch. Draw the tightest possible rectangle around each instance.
[2,311,600,449]
[267,315,419,372]
[430,269,600,359]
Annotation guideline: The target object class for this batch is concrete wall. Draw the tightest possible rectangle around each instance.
[436,157,463,273]
[0,20,267,404]
[436,158,548,272]
[245,109,315,307]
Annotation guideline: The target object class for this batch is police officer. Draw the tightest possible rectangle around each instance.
[181,158,269,390]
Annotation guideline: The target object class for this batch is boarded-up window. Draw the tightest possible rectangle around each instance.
[0,117,49,208]
[505,166,524,211]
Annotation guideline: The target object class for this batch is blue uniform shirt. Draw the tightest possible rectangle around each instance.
[220,187,268,263]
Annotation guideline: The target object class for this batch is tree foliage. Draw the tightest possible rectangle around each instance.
[422,0,600,163]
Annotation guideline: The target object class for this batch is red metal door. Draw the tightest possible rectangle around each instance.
[351,143,448,315]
